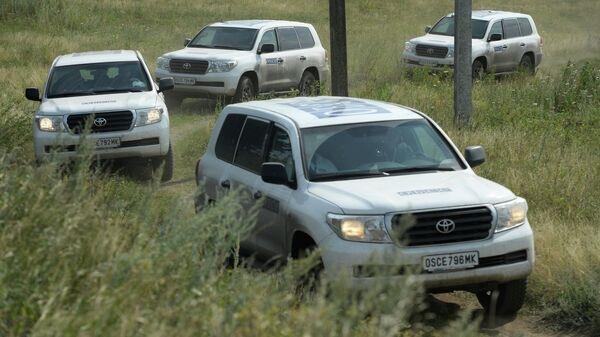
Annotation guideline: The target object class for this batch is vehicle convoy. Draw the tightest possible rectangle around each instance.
[25,50,175,181]
[402,10,543,78]
[196,96,534,317]
[155,20,329,106]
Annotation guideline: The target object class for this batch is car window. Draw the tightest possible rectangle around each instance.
[215,114,246,163]
[234,118,270,173]
[258,29,279,51]
[518,18,533,36]
[277,27,301,51]
[188,26,258,51]
[502,19,521,39]
[489,21,503,40]
[266,126,295,182]
[295,27,315,48]
[429,17,489,39]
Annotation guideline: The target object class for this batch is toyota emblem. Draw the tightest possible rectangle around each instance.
[436,219,455,234]
[93,117,107,127]
[427,48,434,55]
[182,62,192,70]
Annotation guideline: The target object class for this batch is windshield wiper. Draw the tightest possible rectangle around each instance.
[47,91,97,98]
[212,45,243,50]
[188,44,213,48]
[382,166,456,175]
[93,88,144,94]
[311,171,386,182]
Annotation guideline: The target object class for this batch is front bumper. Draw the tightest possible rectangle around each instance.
[34,117,170,161]
[402,52,454,70]
[156,68,241,97]
[319,221,534,291]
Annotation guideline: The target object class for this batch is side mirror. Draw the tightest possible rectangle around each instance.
[488,33,502,42]
[25,87,41,102]
[158,77,175,92]
[425,25,432,33]
[184,38,191,47]
[261,162,291,186]
[258,43,275,54]
[465,146,486,168]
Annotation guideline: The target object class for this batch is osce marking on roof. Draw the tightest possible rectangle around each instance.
[280,98,391,119]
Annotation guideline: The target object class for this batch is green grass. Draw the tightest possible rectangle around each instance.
[1,0,599,335]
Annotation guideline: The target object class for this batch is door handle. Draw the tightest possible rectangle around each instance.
[277,58,284,64]
[299,56,307,61]
[220,180,230,189]
[520,42,526,47]
[253,191,263,199]
[502,45,508,49]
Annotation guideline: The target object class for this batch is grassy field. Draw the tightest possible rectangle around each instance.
[1,0,599,336]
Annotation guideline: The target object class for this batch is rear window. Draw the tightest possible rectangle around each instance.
[278,27,301,51]
[502,19,521,39]
[295,27,315,48]
[234,118,270,173]
[215,114,246,163]
[518,18,533,36]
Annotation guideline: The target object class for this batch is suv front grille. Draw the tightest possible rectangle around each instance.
[66,111,133,134]
[415,44,448,58]
[169,59,209,74]
[391,206,493,246]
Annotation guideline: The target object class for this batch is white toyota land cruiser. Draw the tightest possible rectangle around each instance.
[155,20,329,106]
[26,50,175,181]
[196,96,534,317]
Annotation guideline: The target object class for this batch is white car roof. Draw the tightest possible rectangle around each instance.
[54,50,140,67]
[445,10,531,21]
[210,19,312,30]
[237,97,424,128]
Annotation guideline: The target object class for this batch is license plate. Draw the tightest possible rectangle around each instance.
[420,59,438,66]
[174,77,195,85]
[95,137,121,149]
[423,251,479,272]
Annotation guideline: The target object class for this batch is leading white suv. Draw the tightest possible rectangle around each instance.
[402,10,543,77]
[26,50,175,181]
[196,96,534,318]
[155,20,329,106]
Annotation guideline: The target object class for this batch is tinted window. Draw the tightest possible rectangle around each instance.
[278,27,301,51]
[489,21,503,39]
[215,114,246,163]
[259,29,279,51]
[234,118,270,173]
[502,19,521,39]
[188,27,258,51]
[295,27,315,48]
[429,17,490,39]
[518,18,533,36]
[267,126,295,181]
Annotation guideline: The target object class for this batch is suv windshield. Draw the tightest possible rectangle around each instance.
[302,119,464,181]
[188,26,258,50]
[46,61,151,98]
[429,17,489,39]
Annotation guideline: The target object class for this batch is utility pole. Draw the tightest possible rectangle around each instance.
[453,0,472,126]
[329,0,349,96]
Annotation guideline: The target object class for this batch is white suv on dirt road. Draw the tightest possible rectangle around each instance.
[402,10,543,77]
[195,96,534,318]
[26,50,175,181]
[155,20,329,107]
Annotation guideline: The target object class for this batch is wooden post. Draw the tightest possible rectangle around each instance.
[453,0,472,126]
[329,0,349,96]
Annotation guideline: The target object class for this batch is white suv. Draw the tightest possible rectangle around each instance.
[402,10,543,77]
[196,96,534,317]
[26,50,175,181]
[155,20,329,106]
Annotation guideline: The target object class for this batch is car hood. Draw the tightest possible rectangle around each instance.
[38,91,159,116]
[307,171,515,214]
[409,34,487,49]
[162,47,253,61]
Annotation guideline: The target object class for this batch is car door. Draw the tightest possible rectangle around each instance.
[295,26,318,79]
[252,124,295,261]
[500,18,523,71]
[487,20,511,73]
[276,27,303,89]
[257,29,286,92]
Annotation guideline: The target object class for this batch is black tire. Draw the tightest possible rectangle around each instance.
[232,75,256,103]
[153,143,174,182]
[163,92,184,110]
[298,71,319,96]
[476,278,527,317]
[295,245,324,296]
[518,54,535,75]
[472,59,485,81]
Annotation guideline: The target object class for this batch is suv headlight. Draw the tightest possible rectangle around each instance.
[135,107,163,126]
[157,57,170,71]
[494,197,528,232]
[207,60,237,73]
[327,214,392,243]
[404,41,416,54]
[447,46,454,58]
[37,116,63,132]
